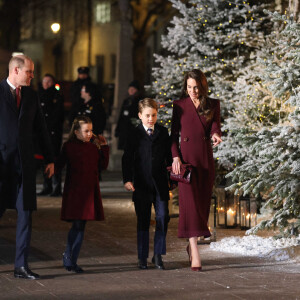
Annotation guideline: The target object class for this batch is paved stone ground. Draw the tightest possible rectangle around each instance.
[0,171,299,300]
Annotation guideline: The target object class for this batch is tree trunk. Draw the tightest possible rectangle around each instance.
[132,39,147,92]
[289,0,300,20]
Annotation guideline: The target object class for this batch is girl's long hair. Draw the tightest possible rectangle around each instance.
[181,69,214,121]
[68,116,92,141]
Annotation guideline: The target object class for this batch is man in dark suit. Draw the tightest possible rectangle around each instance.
[122,98,172,270]
[0,55,54,279]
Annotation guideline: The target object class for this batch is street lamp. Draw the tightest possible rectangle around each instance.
[51,23,61,34]
[51,22,62,79]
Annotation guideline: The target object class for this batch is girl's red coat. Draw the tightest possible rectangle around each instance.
[56,140,109,221]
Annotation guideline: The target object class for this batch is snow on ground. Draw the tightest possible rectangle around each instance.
[210,235,300,261]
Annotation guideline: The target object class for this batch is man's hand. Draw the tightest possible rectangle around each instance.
[45,163,54,178]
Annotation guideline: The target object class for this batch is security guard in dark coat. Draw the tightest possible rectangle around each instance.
[76,82,106,134]
[37,74,64,196]
[69,66,92,125]
[115,80,142,150]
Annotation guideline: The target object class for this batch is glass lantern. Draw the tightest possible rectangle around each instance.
[215,178,238,228]
[239,195,258,230]
[198,195,217,244]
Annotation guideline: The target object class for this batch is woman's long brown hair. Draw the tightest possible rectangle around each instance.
[181,69,214,121]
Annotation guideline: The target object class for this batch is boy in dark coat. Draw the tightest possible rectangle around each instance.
[122,98,172,270]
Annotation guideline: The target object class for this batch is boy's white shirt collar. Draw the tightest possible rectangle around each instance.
[142,124,154,132]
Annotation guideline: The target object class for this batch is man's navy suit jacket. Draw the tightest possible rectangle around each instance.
[0,79,54,210]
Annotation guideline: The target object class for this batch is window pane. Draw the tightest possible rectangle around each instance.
[96,2,111,24]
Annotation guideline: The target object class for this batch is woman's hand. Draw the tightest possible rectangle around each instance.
[172,157,182,175]
[124,182,135,192]
[211,133,222,147]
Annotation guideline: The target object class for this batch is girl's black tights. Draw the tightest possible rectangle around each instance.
[65,220,86,265]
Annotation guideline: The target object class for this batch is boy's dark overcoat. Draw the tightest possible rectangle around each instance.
[122,123,172,202]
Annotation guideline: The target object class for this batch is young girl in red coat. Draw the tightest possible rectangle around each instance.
[55,116,109,273]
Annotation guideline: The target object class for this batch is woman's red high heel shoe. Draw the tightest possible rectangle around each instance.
[187,244,202,271]
[191,266,202,272]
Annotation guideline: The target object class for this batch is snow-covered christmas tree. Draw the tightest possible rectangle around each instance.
[215,50,290,170]
[148,0,273,128]
[225,11,300,237]
[149,0,299,237]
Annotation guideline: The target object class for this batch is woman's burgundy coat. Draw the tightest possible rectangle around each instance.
[171,97,221,238]
[55,140,109,221]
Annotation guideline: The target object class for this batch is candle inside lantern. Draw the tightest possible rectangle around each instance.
[246,213,250,228]
[218,207,225,225]
[251,213,257,227]
[226,208,236,226]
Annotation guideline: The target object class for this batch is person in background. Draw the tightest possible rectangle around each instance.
[55,116,109,273]
[0,54,54,280]
[69,66,92,125]
[37,73,64,196]
[76,82,106,135]
[122,98,172,270]
[171,69,222,271]
[115,80,142,150]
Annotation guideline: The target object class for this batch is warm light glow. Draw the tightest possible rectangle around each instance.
[51,23,60,34]
[227,208,236,215]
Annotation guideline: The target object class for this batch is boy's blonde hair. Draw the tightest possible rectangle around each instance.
[68,116,92,141]
[138,98,158,113]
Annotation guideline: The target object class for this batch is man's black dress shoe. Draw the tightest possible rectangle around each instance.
[138,258,148,269]
[14,266,40,280]
[152,254,165,270]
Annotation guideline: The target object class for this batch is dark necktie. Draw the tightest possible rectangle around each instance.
[16,87,21,108]
[147,128,153,136]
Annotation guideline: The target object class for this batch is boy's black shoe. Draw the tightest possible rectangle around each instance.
[152,254,165,270]
[138,258,147,269]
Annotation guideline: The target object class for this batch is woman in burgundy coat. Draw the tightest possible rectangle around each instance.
[55,116,109,273]
[171,69,222,271]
